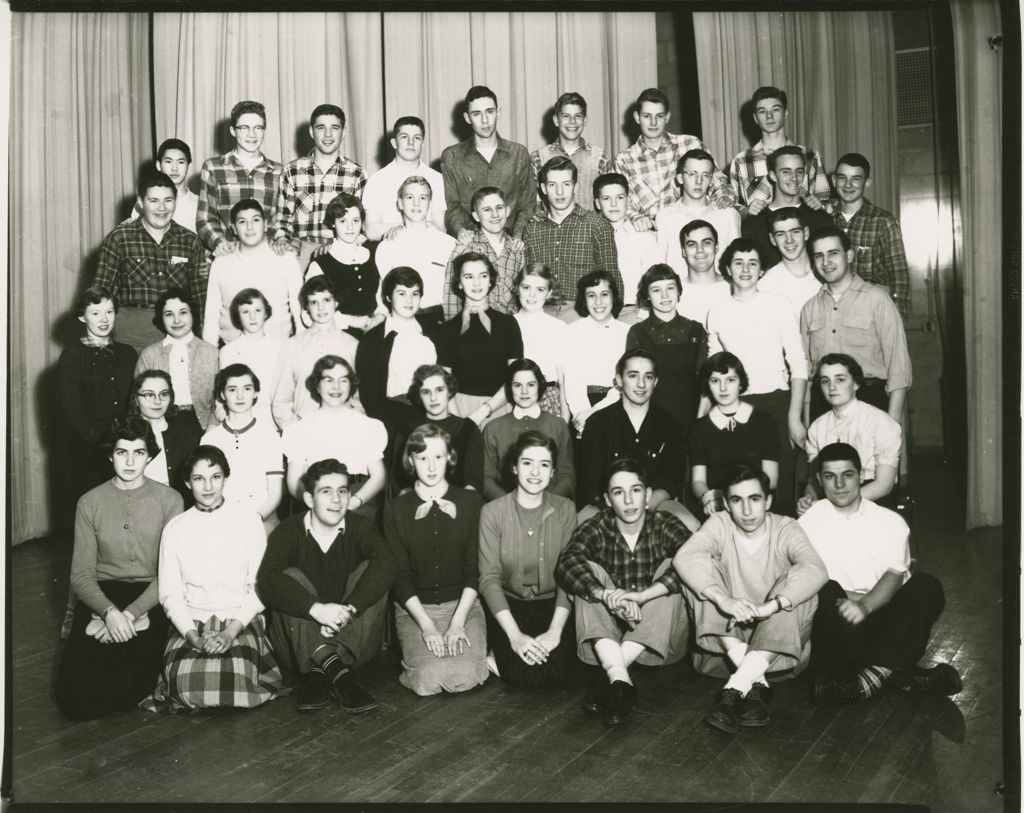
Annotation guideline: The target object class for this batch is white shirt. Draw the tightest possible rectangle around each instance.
[282,407,387,477]
[362,160,446,239]
[202,243,304,344]
[144,417,170,484]
[799,497,911,593]
[655,199,741,277]
[760,262,821,319]
[219,333,286,427]
[677,279,731,326]
[805,399,902,482]
[515,309,570,383]
[132,189,199,233]
[385,316,437,398]
[563,317,629,417]
[611,221,660,306]
[158,502,267,636]
[201,418,284,515]
[706,291,809,394]
[163,334,194,406]
[375,227,457,309]
[271,324,359,429]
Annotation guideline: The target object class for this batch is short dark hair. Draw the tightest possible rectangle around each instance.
[636,263,682,309]
[471,186,506,211]
[605,457,649,492]
[836,152,871,179]
[137,169,177,200]
[76,286,118,317]
[511,429,560,472]
[681,218,718,245]
[157,138,192,165]
[817,353,866,388]
[700,352,750,397]
[767,206,806,232]
[230,198,264,225]
[311,103,345,129]
[392,115,425,139]
[305,355,357,404]
[767,145,805,174]
[381,267,424,311]
[182,444,231,485]
[452,252,497,299]
[301,458,349,495]
[230,100,266,128]
[153,287,195,333]
[818,442,863,473]
[299,276,336,312]
[635,87,670,111]
[214,363,260,406]
[723,465,770,498]
[719,238,765,278]
[465,85,498,108]
[408,364,458,406]
[403,423,456,476]
[593,172,629,200]
[554,91,587,115]
[675,148,715,175]
[539,155,577,186]
[324,193,365,233]
[575,270,622,318]
[808,224,851,254]
[229,288,273,331]
[105,415,159,460]
[504,358,547,402]
[615,348,657,378]
[752,85,788,110]
[131,369,175,412]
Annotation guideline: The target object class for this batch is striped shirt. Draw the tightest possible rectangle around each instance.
[271,151,366,248]
[196,152,283,252]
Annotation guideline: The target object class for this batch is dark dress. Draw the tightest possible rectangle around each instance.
[432,310,523,396]
[391,413,484,494]
[306,242,381,317]
[687,407,780,491]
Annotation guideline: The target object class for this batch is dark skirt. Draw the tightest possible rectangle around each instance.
[55,580,169,720]
[485,595,579,689]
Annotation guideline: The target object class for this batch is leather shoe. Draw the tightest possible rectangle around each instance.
[580,688,606,716]
[602,680,636,726]
[705,687,743,734]
[738,682,773,727]
[910,663,962,695]
[812,674,868,707]
[332,674,378,714]
[295,670,331,711]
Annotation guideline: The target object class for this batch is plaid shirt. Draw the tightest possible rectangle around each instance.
[832,199,911,316]
[614,132,735,223]
[728,139,830,210]
[555,508,691,600]
[196,152,283,252]
[531,138,611,210]
[442,228,525,319]
[271,151,366,248]
[94,219,206,309]
[523,205,621,307]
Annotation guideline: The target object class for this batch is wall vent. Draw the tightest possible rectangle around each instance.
[896,47,935,127]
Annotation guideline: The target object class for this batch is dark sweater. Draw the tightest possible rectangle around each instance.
[688,408,780,490]
[306,242,381,317]
[391,414,484,493]
[257,511,396,618]
[58,341,138,445]
[432,310,523,395]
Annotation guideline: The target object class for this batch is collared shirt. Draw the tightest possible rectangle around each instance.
[80,333,111,349]
[271,151,366,247]
[728,138,830,209]
[677,279,731,326]
[94,219,205,309]
[805,398,902,482]
[362,159,446,237]
[611,220,660,306]
[442,228,525,319]
[799,497,911,594]
[654,199,741,277]
[201,417,284,515]
[303,511,343,554]
[832,199,911,316]
[614,132,735,223]
[759,262,821,318]
[707,292,809,394]
[799,274,912,392]
[530,138,611,210]
[522,205,621,307]
[374,226,456,310]
[440,135,537,237]
[131,189,200,233]
[162,334,195,406]
[197,151,283,252]
[271,324,359,429]
[555,508,691,600]
[562,317,630,417]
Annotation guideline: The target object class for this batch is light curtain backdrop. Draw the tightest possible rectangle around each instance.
[692,10,898,215]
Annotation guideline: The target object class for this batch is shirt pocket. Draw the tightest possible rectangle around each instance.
[852,245,873,275]
[124,252,154,284]
[840,312,873,347]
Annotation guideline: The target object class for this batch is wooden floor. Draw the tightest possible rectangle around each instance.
[4,453,1010,810]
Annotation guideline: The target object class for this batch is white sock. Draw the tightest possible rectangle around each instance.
[593,639,633,685]
[722,636,747,669]
[621,640,646,668]
[724,650,771,696]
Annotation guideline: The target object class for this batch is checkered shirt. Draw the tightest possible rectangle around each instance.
[442,228,525,319]
[728,139,831,210]
[196,152,283,252]
[271,151,366,248]
[531,138,611,210]
[93,219,206,308]
[555,508,691,600]
[832,199,911,316]
[614,132,735,223]
[522,205,621,307]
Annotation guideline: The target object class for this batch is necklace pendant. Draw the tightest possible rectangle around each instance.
[527,529,535,536]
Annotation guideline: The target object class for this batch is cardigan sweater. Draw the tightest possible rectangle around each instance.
[58,341,138,446]
[136,337,219,428]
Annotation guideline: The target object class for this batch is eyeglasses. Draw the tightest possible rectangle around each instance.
[138,390,172,402]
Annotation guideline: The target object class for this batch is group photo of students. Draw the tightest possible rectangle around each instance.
[8,5,1012,808]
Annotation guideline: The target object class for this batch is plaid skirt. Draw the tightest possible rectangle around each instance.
[140,614,282,713]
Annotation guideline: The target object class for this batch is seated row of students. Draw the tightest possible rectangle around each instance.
[56,418,959,736]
